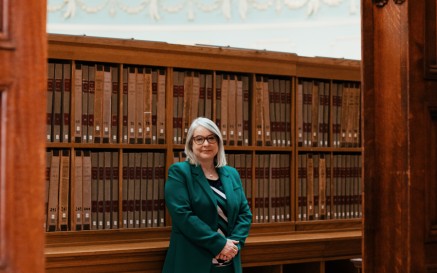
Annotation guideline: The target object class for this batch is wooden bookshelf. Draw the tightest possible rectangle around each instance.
[45,33,362,273]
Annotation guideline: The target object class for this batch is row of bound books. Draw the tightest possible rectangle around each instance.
[173,72,293,147]
[214,73,249,146]
[297,153,362,221]
[48,60,296,147]
[251,153,291,223]
[47,61,168,144]
[123,66,166,144]
[172,70,214,144]
[47,61,71,142]
[45,149,165,232]
[255,76,292,147]
[296,80,361,148]
[122,151,166,228]
[73,63,120,144]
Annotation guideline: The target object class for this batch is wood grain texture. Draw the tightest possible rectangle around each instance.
[362,0,437,272]
[0,0,47,272]
[45,230,361,273]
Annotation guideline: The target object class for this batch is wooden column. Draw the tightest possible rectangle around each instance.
[0,0,47,273]
[362,0,437,272]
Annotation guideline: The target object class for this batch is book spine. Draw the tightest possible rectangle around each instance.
[102,65,112,143]
[81,65,89,143]
[58,150,70,231]
[262,77,272,146]
[47,62,55,142]
[111,151,119,229]
[97,152,105,229]
[122,153,129,227]
[74,64,82,143]
[91,151,99,229]
[135,67,145,144]
[53,63,63,142]
[111,66,119,143]
[157,69,166,144]
[88,65,96,143]
[93,64,104,143]
[140,152,148,228]
[122,68,129,143]
[104,151,112,229]
[62,63,71,143]
[144,68,153,144]
[127,66,137,144]
[73,150,83,231]
[82,150,92,230]
[47,150,60,231]
[255,75,264,146]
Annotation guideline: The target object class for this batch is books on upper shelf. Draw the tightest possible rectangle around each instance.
[297,79,361,148]
[56,62,166,145]
[215,72,250,146]
[71,62,119,144]
[255,75,292,147]
[123,66,166,145]
[297,79,330,148]
[47,60,71,143]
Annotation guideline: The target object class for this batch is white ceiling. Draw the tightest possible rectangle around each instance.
[47,0,361,60]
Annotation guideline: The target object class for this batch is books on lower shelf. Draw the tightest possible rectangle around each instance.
[45,149,166,231]
[297,152,362,221]
[249,153,291,223]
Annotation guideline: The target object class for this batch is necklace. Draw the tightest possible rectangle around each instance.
[202,165,216,179]
[206,172,216,178]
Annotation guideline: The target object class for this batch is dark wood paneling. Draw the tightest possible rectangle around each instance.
[362,0,437,272]
[425,0,437,79]
[428,109,437,241]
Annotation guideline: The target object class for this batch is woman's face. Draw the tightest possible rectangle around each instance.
[191,126,218,164]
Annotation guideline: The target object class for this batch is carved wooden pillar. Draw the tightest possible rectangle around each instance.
[362,0,437,272]
[0,0,47,273]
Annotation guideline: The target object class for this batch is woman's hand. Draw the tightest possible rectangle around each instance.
[216,239,239,261]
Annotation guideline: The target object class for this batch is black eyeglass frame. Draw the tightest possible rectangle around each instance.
[192,134,218,145]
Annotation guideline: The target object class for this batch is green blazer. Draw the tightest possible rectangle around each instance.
[162,161,252,273]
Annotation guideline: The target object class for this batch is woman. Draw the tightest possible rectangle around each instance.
[162,117,252,273]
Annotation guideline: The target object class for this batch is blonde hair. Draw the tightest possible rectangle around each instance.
[184,117,227,167]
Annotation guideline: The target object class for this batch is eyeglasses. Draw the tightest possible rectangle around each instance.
[192,134,218,145]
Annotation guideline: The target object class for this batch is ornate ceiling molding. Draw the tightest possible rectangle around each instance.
[48,0,360,21]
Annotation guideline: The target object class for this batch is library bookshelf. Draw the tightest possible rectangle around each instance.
[45,33,362,273]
